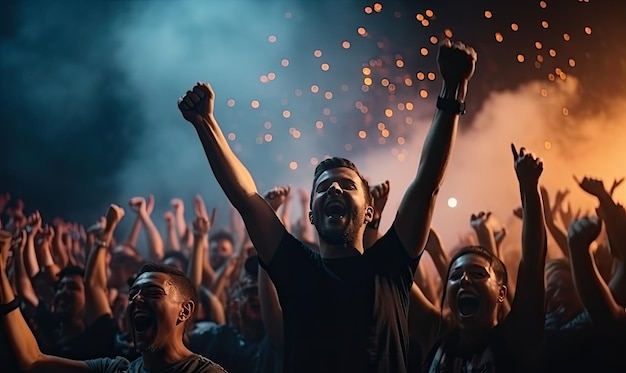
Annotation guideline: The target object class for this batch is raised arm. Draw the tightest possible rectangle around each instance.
[0,231,90,373]
[567,216,625,328]
[393,40,476,258]
[178,83,286,264]
[129,196,164,261]
[503,144,547,351]
[125,194,154,248]
[364,180,390,249]
[84,204,124,326]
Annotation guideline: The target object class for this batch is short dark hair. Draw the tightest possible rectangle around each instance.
[136,262,198,313]
[162,251,189,272]
[209,230,234,246]
[58,265,85,280]
[311,157,372,207]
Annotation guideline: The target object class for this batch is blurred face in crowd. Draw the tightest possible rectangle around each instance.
[446,253,506,332]
[544,266,584,322]
[210,238,233,269]
[53,274,86,322]
[126,271,192,352]
[237,279,262,324]
[310,167,371,246]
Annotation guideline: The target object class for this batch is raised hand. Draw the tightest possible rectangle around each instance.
[164,211,175,225]
[26,211,43,236]
[370,180,390,221]
[511,144,543,189]
[129,196,151,216]
[437,39,477,85]
[194,194,209,219]
[574,176,606,197]
[178,82,215,126]
[610,177,625,197]
[567,216,602,253]
[192,216,210,237]
[470,211,498,231]
[105,204,125,231]
[264,185,292,212]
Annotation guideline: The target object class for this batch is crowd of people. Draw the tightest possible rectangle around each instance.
[1,38,625,372]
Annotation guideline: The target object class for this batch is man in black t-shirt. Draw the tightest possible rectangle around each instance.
[178,39,476,373]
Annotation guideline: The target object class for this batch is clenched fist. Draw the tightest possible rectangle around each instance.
[178,82,215,126]
[437,39,477,86]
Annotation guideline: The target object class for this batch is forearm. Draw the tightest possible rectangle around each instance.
[188,235,205,288]
[521,187,547,269]
[126,216,142,248]
[609,263,626,307]
[175,210,187,238]
[415,83,463,193]
[474,227,498,257]
[165,221,180,252]
[427,247,449,282]
[140,214,165,261]
[570,248,625,327]
[280,199,292,233]
[1,269,44,371]
[545,221,569,258]
[35,242,60,284]
[24,235,40,278]
[194,116,259,209]
[52,234,69,268]
[259,267,284,352]
[14,249,38,307]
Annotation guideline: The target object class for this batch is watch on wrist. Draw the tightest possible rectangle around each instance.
[436,96,466,115]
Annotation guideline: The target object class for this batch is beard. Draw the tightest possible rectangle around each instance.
[316,207,363,245]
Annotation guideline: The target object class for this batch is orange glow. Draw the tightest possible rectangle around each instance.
[227,133,236,141]
[416,13,424,21]
[421,19,430,27]
[358,130,367,139]
[542,20,549,28]
[396,59,405,68]
[416,72,425,80]
[282,110,291,119]
[444,29,453,38]
[267,72,276,81]
[430,36,438,44]
[540,1,547,8]
[406,102,414,110]
[420,48,429,56]
[357,27,367,36]
[289,162,298,170]
[268,35,277,43]
[315,121,324,129]
[569,58,576,67]
[227,99,235,107]
[404,78,412,86]
[484,10,492,18]
[495,33,503,42]
[549,49,556,57]
[517,54,525,63]
[264,134,273,142]
[251,100,260,109]
[373,3,382,12]
[384,109,393,117]
[311,85,319,93]
[342,41,351,49]
[281,59,289,67]
[511,23,519,31]
[427,72,436,80]
[364,6,372,14]
[364,77,373,86]
[420,89,428,98]
[324,92,333,99]
[584,27,592,35]
[425,9,434,17]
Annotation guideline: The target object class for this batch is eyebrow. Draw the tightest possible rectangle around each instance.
[129,284,165,292]
[450,264,489,272]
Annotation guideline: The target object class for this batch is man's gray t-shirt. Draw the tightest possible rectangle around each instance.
[84,354,227,372]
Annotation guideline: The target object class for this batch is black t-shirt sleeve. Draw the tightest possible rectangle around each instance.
[258,231,319,297]
[366,226,420,281]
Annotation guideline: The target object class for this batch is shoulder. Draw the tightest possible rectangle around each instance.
[188,354,228,372]
[84,356,131,372]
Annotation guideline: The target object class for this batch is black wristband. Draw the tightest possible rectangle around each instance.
[436,96,466,115]
[0,297,20,316]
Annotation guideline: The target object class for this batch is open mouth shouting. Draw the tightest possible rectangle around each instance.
[132,308,156,335]
[324,199,348,221]
[457,291,481,318]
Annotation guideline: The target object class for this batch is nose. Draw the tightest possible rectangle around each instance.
[327,182,343,195]
[131,290,145,303]
[460,271,472,284]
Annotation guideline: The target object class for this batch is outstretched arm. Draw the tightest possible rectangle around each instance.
[568,216,626,328]
[394,40,476,258]
[179,83,286,264]
[504,144,547,353]
[0,231,90,373]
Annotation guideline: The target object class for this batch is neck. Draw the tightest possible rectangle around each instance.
[457,326,490,351]
[141,340,192,371]
[318,233,365,258]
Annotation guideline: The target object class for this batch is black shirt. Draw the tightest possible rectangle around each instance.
[260,227,419,373]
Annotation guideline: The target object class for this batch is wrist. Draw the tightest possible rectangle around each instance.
[441,81,468,101]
